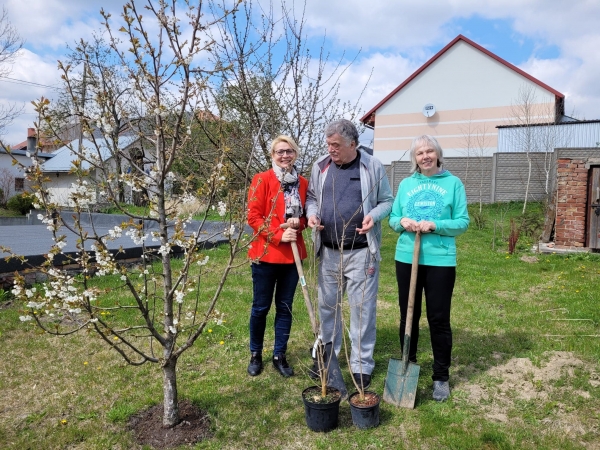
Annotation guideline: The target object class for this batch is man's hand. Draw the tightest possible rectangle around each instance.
[356,214,374,234]
[308,215,324,230]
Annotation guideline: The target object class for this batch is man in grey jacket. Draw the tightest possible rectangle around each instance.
[306,119,393,389]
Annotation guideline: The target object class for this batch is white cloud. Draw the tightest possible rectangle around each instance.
[2,0,600,145]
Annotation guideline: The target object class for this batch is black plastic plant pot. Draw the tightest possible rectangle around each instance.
[302,386,342,432]
[348,391,380,429]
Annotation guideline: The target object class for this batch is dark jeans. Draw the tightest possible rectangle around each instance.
[250,262,298,355]
[395,261,456,382]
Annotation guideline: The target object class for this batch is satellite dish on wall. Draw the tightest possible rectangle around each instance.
[422,103,436,118]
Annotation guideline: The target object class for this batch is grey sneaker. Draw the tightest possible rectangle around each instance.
[432,381,450,402]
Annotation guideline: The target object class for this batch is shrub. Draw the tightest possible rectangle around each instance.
[7,193,34,215]
[519,208,544,239]
[470,209,487,230]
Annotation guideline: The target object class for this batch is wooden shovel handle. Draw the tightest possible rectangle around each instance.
[404,232,421,339]
[280,224,319,337]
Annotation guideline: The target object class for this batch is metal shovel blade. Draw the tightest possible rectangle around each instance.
[383,357,420,408]
[323,342,347,400]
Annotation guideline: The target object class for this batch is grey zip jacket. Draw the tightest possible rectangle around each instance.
[305,149,394,261]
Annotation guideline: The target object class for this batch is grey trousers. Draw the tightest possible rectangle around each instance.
[318,246,379,375]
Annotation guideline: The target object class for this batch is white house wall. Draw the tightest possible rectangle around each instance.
[0,154,30,198]
[373,41,556,164]
[45,173,98,207]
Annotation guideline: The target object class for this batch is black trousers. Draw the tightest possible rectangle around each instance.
[395,261,456,382]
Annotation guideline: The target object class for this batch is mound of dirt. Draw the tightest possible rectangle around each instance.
[128,400,212,449]
[455,351,598,444]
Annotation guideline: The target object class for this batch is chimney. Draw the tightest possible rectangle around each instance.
[27,128,37,152]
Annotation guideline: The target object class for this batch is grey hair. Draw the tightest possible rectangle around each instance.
[409,135,444,173]
[324,119,359,146]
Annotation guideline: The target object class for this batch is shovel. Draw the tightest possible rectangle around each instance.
[383,231,421,408]
[281,224,347,398]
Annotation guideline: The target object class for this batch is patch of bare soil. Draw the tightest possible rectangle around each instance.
[128,400,212,449]
[520,255,539,263]
[456,352,599,446]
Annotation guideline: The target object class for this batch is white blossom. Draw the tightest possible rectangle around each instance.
[108,226,123,239]
[217,201,227,217]
[223,224,235,237]
[26,301,45,309]
[174,290,184,303]
[19,315,33,322]
[158,243,171,256]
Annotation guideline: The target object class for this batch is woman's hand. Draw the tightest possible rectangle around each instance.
[400,218,436,233]
[418,221,436,233]
[400,217,419,232]
[286,217,300,229]
[280,227,297,242]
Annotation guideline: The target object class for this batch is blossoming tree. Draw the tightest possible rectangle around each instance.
[9,0,249,428]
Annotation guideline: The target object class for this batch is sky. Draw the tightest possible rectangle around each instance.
[1,0,600,147]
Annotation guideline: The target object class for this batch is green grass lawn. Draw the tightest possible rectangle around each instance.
[0,207,22,217]
[1,201,599,449]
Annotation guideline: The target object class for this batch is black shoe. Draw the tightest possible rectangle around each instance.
[352,372,371,389]
[273,354,294,377]
[247,352,263,376]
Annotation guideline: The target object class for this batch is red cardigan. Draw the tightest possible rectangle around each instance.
[247,169,308,263]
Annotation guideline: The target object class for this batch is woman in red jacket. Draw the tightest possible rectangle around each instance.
[246,135,308,377]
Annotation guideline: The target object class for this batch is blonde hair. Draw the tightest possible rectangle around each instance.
[270,135,300,157]
[409,135,444,173]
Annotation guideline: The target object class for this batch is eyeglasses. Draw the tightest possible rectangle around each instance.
[274,149,296,156]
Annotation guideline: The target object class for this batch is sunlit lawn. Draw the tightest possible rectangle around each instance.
[1,201,599,449]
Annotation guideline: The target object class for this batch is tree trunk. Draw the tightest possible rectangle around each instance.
[523,157,532,214]
[162,357,179,427]
[541,189,557,243]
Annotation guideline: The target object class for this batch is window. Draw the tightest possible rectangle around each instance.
[15,177,24,191]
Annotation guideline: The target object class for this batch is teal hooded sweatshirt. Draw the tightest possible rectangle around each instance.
[389,170,469,266]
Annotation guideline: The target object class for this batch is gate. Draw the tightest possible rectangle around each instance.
[588,166,600,249]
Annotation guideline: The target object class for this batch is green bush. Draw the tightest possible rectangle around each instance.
[470,208,488,230]
[7,193,34,215]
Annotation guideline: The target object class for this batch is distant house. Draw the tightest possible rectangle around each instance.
[10,127,65,153]
[360,34,565,164]
[0,146,54,203]
[40,135,150,207]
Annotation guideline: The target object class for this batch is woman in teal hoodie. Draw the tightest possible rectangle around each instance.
[389,135,469,402]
